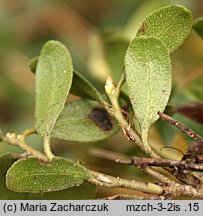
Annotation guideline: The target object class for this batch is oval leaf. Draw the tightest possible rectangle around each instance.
[53,99,119,142]
[137,5,192,53]
[193,18,203,39]
[28,57,102,102]
[71,70,103,101]
[35,40,73,137]
[125,36,171,131]
[6,157,90,193]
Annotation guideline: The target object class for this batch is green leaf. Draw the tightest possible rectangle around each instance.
[42,182,96,200]
[35,40,73,137]
[28,57,102,102]
[53,99,119,142]
[0,153,29,199]
[6,157,90,193]
[0,155,95,199]
[193,18,203,39]
[137,5,193,53]
[71,70,103,101]
[125,36,171,132]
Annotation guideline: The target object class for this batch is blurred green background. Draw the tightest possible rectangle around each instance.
[0,0,203,198]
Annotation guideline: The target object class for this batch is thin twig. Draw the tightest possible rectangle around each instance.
[10,152,32,160]
[173,170,202,188]
[146,166,203,198]
[1,132,47,161]
[158,112,203,144]
[88,169,203,199]
[20,126,37,141]
[91,148,200,187]
[116,157,203,198]
[116,157,203,172]
[105,74,158,158]
[114,71,126,99]
[89,148,129,161]
[88,170,164,195]
[43,135,55,161]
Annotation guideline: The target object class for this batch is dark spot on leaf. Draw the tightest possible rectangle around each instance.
[89,107,113,131]
[38,159,52,166]
[176,101,203,124]
[139,21,147,33]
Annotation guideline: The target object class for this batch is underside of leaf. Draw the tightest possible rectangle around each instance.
[35,40,73,137]
[125,36,171,131]
[137,5,193,53]
[53,99,120,142]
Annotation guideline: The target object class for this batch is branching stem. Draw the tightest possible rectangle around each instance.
[1,131,47,161]
[104,74,158,158]
[88,169,203,199]
[88,170,164,195]
[20,126,37,141]
[43,135,55,161]
[116,157,203,172]
[158,112,203,144]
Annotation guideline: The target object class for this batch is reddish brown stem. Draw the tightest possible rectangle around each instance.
[158,111,203,144]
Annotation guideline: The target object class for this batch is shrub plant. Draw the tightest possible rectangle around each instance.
[1,5,203,199]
